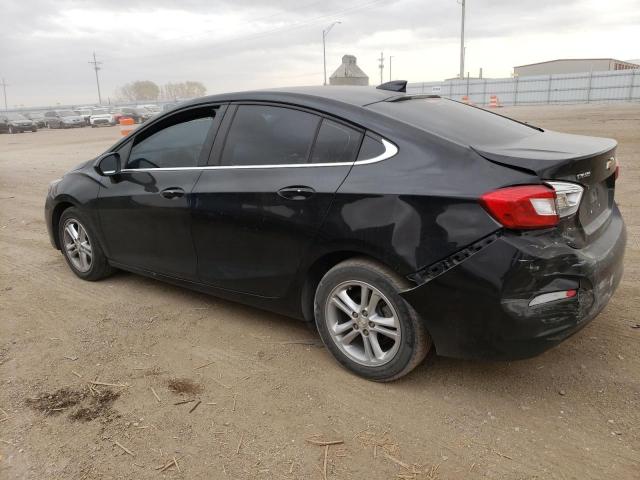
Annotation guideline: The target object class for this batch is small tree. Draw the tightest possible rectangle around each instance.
[117,80,160,102]
[161,81,207,100]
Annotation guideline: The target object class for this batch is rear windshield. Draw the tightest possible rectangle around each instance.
[368,98,540,146]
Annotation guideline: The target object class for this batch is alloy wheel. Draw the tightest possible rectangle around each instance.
[62,219,93,273]
[325,281,401,367]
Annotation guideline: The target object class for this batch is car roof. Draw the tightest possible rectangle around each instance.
[183,86,403,109]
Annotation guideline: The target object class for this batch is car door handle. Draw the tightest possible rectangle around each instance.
[277,186,315,200]
[161,187,185,199]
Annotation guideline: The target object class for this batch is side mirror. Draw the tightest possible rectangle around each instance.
[94,152,121,176]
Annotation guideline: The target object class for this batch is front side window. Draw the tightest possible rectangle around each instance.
[311,119,362,164]
[127,108,216,169]
[221,105,320,166]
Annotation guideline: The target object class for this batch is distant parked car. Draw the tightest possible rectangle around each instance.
[75,108,94,125]
[26,112,46,128]
[120,107,154,123]
[89,110,116,127]
[162,103,178,112]
[113,107,144,124]
[89,108,117,127]
[44,110,85,129]
[0,113,37,133]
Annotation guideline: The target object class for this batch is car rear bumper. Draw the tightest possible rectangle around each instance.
[401,205,626,360]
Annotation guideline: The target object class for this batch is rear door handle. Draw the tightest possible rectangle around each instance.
[277,186,315,201]
[161,187,185,199]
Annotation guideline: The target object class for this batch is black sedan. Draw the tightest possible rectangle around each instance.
[0,113,37,133]
[44,84,626,381]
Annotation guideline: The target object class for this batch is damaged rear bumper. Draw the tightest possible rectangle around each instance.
[401,205,626,360]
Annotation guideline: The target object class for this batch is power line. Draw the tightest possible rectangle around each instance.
[0,78,8,111]
[88,52,103,104]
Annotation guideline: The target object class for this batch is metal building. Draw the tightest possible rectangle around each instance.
[514,58,639,77]
[329,55,369,86]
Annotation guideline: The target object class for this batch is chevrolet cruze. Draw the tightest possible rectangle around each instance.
[45,84,626,381]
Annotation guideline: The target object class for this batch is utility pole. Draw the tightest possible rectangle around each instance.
[0,78,8,111]
[88,52,103,104]
[458,0,466,79]
[322,21,341,85]
[378,52,384,84]
[389,56,394,81]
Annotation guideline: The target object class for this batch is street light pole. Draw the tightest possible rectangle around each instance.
[389,56,394,81]
[0,78,8,111]
[458,0,466,79]
[322,21,341,85]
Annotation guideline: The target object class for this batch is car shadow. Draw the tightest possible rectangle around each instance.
[102,269,599,399]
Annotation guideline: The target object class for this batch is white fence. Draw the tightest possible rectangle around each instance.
[407,69,640,106]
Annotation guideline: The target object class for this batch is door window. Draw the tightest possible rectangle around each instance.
[310,119,363,164]
[220,105,320,166]
[127,107,217,169]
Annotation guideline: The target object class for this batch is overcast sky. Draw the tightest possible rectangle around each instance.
[0,0,638,107]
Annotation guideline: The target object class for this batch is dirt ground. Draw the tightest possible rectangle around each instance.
[1,103,639,479]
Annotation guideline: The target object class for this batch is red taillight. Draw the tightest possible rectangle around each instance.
[480,185,559,229]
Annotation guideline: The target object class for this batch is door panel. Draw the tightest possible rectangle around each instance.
[191,104,363,298]
[192,166,353,297]
[97,170,202,278]
[96,105,223,279]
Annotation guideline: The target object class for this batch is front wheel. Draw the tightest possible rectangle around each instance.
[314,258,431,381]
[58,208,114,281]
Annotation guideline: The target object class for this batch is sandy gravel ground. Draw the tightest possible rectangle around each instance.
[0,103,639,479]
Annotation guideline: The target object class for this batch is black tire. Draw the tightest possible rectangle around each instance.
[8,125,15,134]
[58,207,115,281]
[314,258,431,382]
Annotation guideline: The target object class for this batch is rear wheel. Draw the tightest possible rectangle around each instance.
[314,258,431,381]
[59,208,114,281]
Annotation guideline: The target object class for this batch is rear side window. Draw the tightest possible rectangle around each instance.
[221,105,320,166]
[127,107,217,169]
[368,98,539,146]
[357,135,386,161]
[310,119,362,164]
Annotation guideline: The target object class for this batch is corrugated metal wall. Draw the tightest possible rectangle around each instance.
[407,69,640,106]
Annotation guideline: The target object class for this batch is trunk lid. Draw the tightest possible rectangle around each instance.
[473,130,618,246]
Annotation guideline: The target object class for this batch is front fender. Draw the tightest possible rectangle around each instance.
[45,171,102,250]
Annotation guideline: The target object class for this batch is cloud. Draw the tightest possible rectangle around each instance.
[0,0,638,106]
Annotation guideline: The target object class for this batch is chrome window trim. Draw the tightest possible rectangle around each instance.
[119,138,398,173]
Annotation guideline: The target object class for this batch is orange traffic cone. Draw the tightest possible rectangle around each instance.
[488,95,501,108]
[461,95,474,105]
[119,117,135,136]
